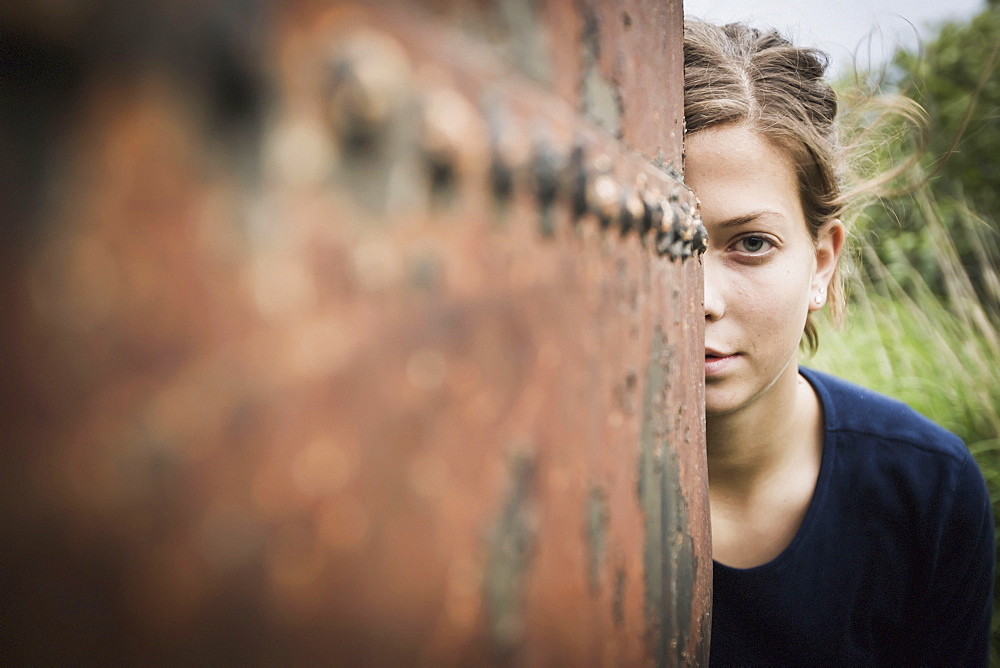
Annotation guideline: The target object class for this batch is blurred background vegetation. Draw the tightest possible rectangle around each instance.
[805,0,1000,659]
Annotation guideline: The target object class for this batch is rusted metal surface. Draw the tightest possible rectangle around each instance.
[1,1,709,664]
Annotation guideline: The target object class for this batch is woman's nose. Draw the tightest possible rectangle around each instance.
[703,253,724,321]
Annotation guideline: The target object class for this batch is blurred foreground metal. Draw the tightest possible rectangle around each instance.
[0,1,710,664]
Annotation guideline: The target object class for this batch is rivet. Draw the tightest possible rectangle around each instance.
[656,226,677,257]
[677,215,696,242]
[674,205,695,259]
[634,175,654,240]
[487,108,531,209]
[326,30,412,154]
[586,154,619,229]
[532,142,560,210]
[655,196,679,258]
[692,217,708,254]
[659,195,677,232]
[419,86,477,199]
[622,189,644,236]
[590,174,621,229]
[532,141,562,237]
[643,188,663,244]
[490,150,514,205]
[640,186,661,240]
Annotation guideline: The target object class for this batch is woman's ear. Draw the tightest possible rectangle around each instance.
[811,218,845,308]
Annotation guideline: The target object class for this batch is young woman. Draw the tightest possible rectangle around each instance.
[684,21,995,665]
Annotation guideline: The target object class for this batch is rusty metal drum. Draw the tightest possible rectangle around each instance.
[0,1,710,664]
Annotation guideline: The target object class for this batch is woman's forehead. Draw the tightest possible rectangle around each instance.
[685,125,803,223]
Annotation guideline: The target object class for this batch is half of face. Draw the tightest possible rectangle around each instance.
[686,124,843,417]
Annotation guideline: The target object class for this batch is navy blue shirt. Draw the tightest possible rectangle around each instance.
[711,368,994,666]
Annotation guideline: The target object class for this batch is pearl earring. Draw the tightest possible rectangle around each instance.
[815,287,825,305]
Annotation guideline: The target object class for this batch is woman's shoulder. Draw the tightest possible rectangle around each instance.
[799,366,968,464]
[801,367,991,550]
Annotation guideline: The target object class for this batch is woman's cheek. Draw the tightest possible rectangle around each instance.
[747,266,810,334]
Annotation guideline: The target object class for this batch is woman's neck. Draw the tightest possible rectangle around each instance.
[706,370,820,499]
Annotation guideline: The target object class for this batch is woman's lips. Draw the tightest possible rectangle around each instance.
[704,350,740,377]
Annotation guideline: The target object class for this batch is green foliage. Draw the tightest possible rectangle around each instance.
[891,4,1000,218]
[845,2,1000,316]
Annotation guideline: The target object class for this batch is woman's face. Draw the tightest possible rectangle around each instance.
[685,124,842,417]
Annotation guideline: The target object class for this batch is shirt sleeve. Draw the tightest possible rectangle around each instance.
[918,451,995,667]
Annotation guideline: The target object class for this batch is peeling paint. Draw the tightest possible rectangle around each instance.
[586,484,609,593]
[579,5,623,138]
[498,0,553,85]
[484,449,538,656]
[613,564,627,629]
[638,326,693,666]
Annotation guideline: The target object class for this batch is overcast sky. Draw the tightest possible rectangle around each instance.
[682,0,987,77]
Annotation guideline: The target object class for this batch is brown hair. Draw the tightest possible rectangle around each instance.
[683,20,844,353]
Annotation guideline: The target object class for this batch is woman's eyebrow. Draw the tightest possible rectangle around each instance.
[713,210,785,231]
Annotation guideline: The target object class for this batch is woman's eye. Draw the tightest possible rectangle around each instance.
[736,236,772,254]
